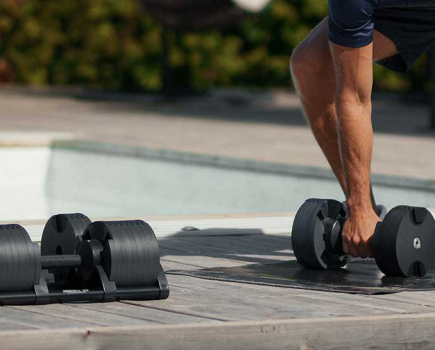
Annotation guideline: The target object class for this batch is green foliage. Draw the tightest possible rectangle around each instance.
[0,0,162,90]
[0,0,428,92]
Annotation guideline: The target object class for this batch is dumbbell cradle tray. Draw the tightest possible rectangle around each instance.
[0,214,169,305]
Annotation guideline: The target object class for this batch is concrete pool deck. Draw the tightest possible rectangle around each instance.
[1,86,435,180]
[2,86,435,349]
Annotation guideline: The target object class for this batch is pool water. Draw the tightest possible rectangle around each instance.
[1,141,435,221]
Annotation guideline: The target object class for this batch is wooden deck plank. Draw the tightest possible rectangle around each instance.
[129,274,435,322]
[0,322,35,332]
[161,252,252,269]
[160,239,256,268]
[0,306,95,331]
[161,235,435,313]
[160,258,206,272]
[158,234,435,326]
[160,241,435,317]
[371,291,435,308]
[76,302,219,324]
[2,233,435,339]
[2,313,435,350]
[9,304,160,327]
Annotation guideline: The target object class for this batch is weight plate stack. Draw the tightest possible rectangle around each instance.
[374,206,435,277]
[84,220,161,287]
[292,199,348,270]
[41,214,92,281]
[0,225,40,292]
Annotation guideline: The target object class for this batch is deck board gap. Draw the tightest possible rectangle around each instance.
[65,304,163,324]
[7,306,107,327]
[120,301,229,322]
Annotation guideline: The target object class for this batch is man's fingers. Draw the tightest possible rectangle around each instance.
[351,240,371,258]
[340,212,379,259]
[350,247,359,258]
[347,242,359,258]
[342,240,349,255]
[344,238,368,258]
[356,248,368,259]
[343,239,356,256]
[342,238,358,257]
[355,242,375,259]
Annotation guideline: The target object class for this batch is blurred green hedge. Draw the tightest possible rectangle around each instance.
[0,0,428,91]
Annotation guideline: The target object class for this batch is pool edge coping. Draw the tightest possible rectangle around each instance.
[7,212,295,242]
[51,139,435,193]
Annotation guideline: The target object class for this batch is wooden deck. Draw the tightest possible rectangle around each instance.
[2,215,435,349]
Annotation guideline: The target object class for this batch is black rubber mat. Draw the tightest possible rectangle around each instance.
[168,260,435,295]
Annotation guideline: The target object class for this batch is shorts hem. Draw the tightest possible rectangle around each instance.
[374,23,426,73]
[328,33,373,49]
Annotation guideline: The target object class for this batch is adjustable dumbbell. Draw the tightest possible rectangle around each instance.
[292,199,435,277]
[0,214,169,305]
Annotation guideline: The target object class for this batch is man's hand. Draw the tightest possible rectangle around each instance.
[342,208,381,258]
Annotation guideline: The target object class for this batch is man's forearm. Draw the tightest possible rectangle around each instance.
[335,96,374,213]
[328,39,382,257]
[330,42,375,214]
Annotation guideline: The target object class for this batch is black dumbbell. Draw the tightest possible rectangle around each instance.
[41,214,164,285]
[0,214,169,305]
[291,199,435,277]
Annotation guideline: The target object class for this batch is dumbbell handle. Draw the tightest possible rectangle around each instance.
[41,255,82,269]
[326,219,382,256]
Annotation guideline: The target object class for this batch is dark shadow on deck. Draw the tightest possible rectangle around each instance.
[161,231,435,295]
[159,230,294,266]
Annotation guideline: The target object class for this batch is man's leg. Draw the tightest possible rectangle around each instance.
[290,18,398,208]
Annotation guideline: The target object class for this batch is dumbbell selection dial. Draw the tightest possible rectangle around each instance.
[41,213,92,282]
[42,213,92,256]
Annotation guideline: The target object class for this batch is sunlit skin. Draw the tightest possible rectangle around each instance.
[291,18,398,258]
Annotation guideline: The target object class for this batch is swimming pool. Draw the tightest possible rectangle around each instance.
[1,140,435,221]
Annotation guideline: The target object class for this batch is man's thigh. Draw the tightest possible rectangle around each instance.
[373,31,399,62]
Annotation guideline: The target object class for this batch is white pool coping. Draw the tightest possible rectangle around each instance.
[0,132,76,147]
[7,209,435,243]
[1,212,294,242]
[51,139,435,192]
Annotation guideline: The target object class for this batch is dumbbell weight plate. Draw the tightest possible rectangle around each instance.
[374,206,435,277]
[0,225,39,292]
[41,214,92,281]
[84,220,161,287]
[292,199,348,270]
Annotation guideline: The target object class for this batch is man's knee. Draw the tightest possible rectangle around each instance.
[290,43,312,82]
[290,41,331,84]
[290,18,332,84]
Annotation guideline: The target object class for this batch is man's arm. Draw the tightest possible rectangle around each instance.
[329,42,380,258]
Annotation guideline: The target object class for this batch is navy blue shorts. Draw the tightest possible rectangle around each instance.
[329,0,435,72]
